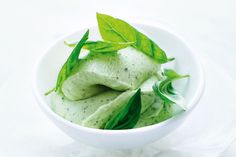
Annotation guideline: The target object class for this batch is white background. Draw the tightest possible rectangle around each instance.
[0,0,235,156]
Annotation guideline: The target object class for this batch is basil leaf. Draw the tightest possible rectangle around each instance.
[96,13,170,64]
[55,30,89,93]
[138,69,189,126]
[152,69,189,109]
[64,40,133,53]
[84,41,133,53]
[104,89,141,130]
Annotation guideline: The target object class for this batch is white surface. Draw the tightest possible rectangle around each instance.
[0,0,236,156]
[34,24,204,149]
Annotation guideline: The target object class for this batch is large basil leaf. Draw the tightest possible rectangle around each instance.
[96,13,171,64]
[55,30,89,92]
[104,89,141,130]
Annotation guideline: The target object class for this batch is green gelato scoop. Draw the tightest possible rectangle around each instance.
[50,47,171,129]
[48,13,188,130]
[61,47,160,100]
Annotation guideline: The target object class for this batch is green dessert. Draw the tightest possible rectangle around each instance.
[46,13,189,130]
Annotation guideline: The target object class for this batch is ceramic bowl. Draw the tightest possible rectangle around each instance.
[33,22,204,149]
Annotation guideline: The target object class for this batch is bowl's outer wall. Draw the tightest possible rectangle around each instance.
[34,23,204,149]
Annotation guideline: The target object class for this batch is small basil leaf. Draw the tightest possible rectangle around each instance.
[83,41,133,53]
[96,13,170,64]
[104,89,141,130]
[65,40,133,53]
[152,69,189,109]
[55,30,89,93]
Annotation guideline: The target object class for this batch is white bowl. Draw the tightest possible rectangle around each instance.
[33,22,204,149]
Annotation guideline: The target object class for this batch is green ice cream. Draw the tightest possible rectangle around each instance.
[61,47,160,101]
[47,13,188,130]
[51,47,163,128]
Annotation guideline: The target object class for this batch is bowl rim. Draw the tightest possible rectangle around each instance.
[33,20,205,135]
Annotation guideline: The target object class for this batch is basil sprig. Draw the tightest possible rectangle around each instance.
[104,89,141,130]
[64,40,133,53]
[55,30,89,93]
[152,69,189,109]
[96,13,172,64]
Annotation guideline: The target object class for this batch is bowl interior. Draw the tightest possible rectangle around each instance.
[35,24,203,131]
